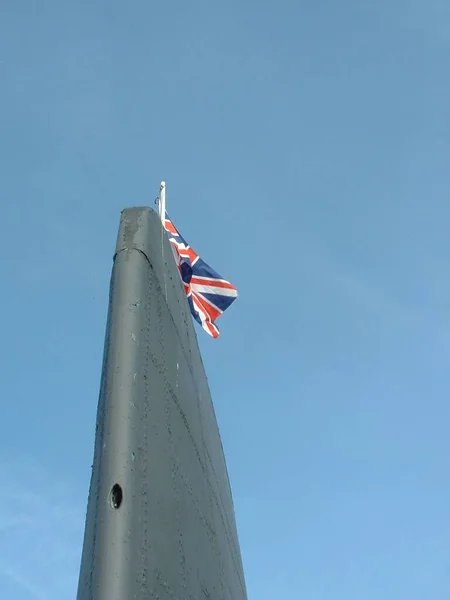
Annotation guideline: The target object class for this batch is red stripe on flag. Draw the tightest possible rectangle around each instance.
[193,291,222,321]
[192,295,219,338]
[191,276,237,291]
[164,220,178,235]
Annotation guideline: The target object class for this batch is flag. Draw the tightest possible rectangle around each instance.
[163,213,238,338]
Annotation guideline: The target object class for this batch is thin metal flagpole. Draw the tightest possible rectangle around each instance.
[159,181,166,224]
[158,180,168,300]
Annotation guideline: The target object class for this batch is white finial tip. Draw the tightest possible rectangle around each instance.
[160,181,166,188]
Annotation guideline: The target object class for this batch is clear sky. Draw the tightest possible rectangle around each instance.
[1,1,450,599]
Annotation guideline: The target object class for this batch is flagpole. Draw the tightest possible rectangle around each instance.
[159,181,166,224]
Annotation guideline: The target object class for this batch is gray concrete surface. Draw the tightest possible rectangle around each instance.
[76,207,247,600]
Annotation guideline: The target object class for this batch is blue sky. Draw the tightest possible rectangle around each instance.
[1,1,450,598]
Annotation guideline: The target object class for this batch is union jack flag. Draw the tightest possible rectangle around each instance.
[163,213,238,338]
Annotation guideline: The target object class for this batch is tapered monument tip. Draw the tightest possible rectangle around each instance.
[120,206,154,215]
[115,206,160,256]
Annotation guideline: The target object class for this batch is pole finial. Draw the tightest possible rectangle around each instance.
[159,181,166,224]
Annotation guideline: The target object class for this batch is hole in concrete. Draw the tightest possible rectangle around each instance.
[110,484,123,509]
